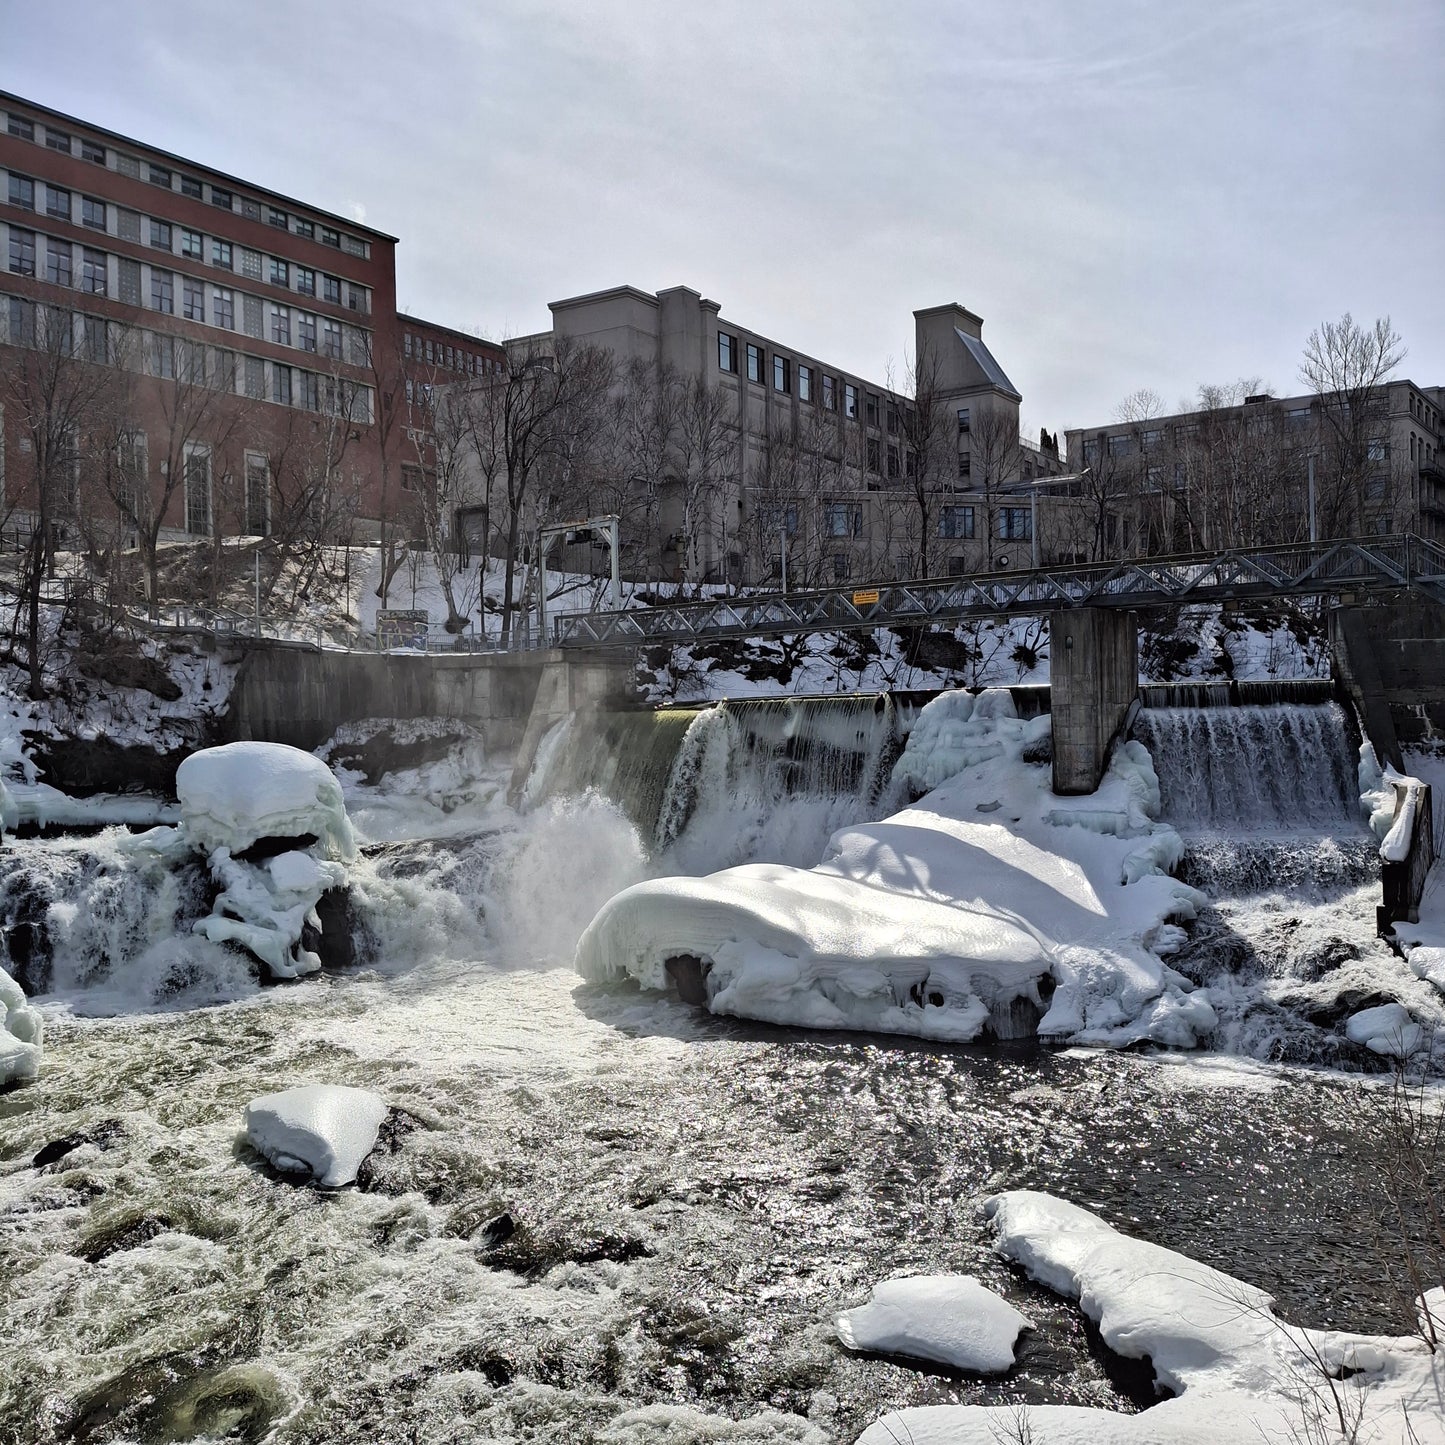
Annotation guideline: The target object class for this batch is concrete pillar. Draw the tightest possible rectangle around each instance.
[1050,609,1138,795]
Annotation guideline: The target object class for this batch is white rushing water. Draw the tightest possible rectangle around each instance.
[1,700,1440,1443]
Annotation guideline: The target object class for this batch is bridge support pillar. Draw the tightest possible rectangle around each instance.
[1050,609,1138,795]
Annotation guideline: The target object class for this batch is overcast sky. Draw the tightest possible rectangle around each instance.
[6,0,1442,434]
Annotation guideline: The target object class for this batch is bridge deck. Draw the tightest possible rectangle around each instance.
[554,534,1445,650]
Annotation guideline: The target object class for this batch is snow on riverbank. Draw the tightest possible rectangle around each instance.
[0,963,42,1085]
[836,1275,1032,1373]
[857,1190,1445,1443]
[577,690,1213,1048]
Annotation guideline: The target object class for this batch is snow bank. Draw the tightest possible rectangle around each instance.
[857,1190,1445,1444]
[0,962,43,1085]
[1345,1001,1428,1058]
[577,691,1211,1049]
[243,1084,387,1187]
[835,1274,1032,1373]
[177,741,355,858]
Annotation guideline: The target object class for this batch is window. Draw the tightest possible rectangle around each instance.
[1082,438,1100,464]
[343,235,368,258]
[401,463,423,492]
[886,405,899,434]
[150,218,172,250]
[269,256,288,287]
[823,502,861,537]
[761,503,798,536]
[184,447,211,535]
[242,294,263,338]
[296,266,315,297]
[180,275,203,320]
[180,175,203,199]
[151,333,175,378]
[8,227,35,275]
[1107,433,1133,457]
[345,284,367,313]
[866,436,881,472]
[7,295,36,346]
[244,455,270,535]
[211,186,233,211]
[147,163,172,189]
[244,355,265,399]
[213,348,237,393]
[958,452,971,478]
[240,248,262,280]
[322,274,341,304]
[268,207,287,230]
[212,239,232,269]
[270,305,290,346]
[82,315,108,364]
[1367,438,1389,463]
[7,115,34,142]
[798,364,813,403]
[213,287,234,329]
[844,383,859,419]
[296,312,317,352]
[718,331,736,372]
[822,375,837,411]
[887,442,900,478]
[116,208,141,242]
[321,319,341,358]
[46,238,71,287]
[177,338,206,385]
[320,226,340,248]
[45,128,72,155]
[297,372,319,411]
[45,185,70,221]
[773,354,790,394]
[939,505,975,539]
[8,174,35,211]
[150,269,174,314]
[294,219,314,241]
[832,553,849,581]
[181,228,203,259]
[240,198,261,222]
[117,256,141,306]
[957,408,971,433]
[999,506,1032,540]
[81,138,105,165]
[746,343,763,384]
[116,432,146,516]
[82,196,106,230]
[1142,428,1163,451]
[272,366,291,406]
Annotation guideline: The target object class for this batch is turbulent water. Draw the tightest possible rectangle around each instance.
[0,698,1436,1443]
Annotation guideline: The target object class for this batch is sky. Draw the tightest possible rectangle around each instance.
[4,0,1442,435]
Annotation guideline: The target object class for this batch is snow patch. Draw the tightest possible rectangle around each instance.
[0,962,43,1085]
[243,1084,388,1187]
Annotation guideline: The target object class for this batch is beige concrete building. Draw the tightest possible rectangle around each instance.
[1064,381,1444,558]
[519,285,1070,587]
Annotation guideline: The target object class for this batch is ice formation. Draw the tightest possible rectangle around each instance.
[156,742,356,979]
[0,961,43,1085]
[856,1190,1445,1444]
[835,1274,1032,1373]
[577,690,1212,1048]
[243,1083,388,1187]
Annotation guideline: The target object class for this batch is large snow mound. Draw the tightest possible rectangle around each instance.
[177,741,355,858]
[857,1190,1445,1444]
[0,962,43,1085]
[577,692,1211,1048]
[835,1274,1032,1373]
[244,1084,387,1187]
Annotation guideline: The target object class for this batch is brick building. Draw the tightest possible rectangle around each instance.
[0,90,503,557]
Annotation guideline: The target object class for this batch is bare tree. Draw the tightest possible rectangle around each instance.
[895,342,953,578]
[1300,314,1406,538]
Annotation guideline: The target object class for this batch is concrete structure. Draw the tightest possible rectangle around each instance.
[1049,609,1138,794]
[0,90,503,549]
[521,285,1070,588]
[1065,382,1444,559]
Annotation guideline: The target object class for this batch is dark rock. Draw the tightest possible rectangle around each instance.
[353,1108,422,1194]
[4,920,50,994]
[233,833,320,864]
[77,647,183,702]
[33,1119,125,1170]
[77,1210,174,1263]
[975,799,1002,813]
[476,1211,516,1251]
[24,732,194,798]
[664,954,711,1005]
[320,720,484,786]
[1020,731,1053,765]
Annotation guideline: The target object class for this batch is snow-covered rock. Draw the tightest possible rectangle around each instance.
[856,1190,1445,1444]
[835,1274,1032,1373]
[0,962,43,1085]
[1345,1001,1427,1058]
[576,693,1210,1049]
[243,1084,387,1187]
[177,741,355,858]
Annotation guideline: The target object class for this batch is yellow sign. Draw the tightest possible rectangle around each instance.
[852,588,880,606]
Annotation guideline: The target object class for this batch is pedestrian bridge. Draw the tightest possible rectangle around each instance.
[553,533,1445,649]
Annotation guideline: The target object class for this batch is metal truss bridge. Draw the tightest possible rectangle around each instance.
[554,533,1445,650]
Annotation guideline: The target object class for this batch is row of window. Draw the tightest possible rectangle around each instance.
[938,505,1034,541]
[4,173,371,311]
[403,330,504,378]
[5,110,372,259]
[5,227,372,364]
[3,295,375,423]
[718,331,877,420]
